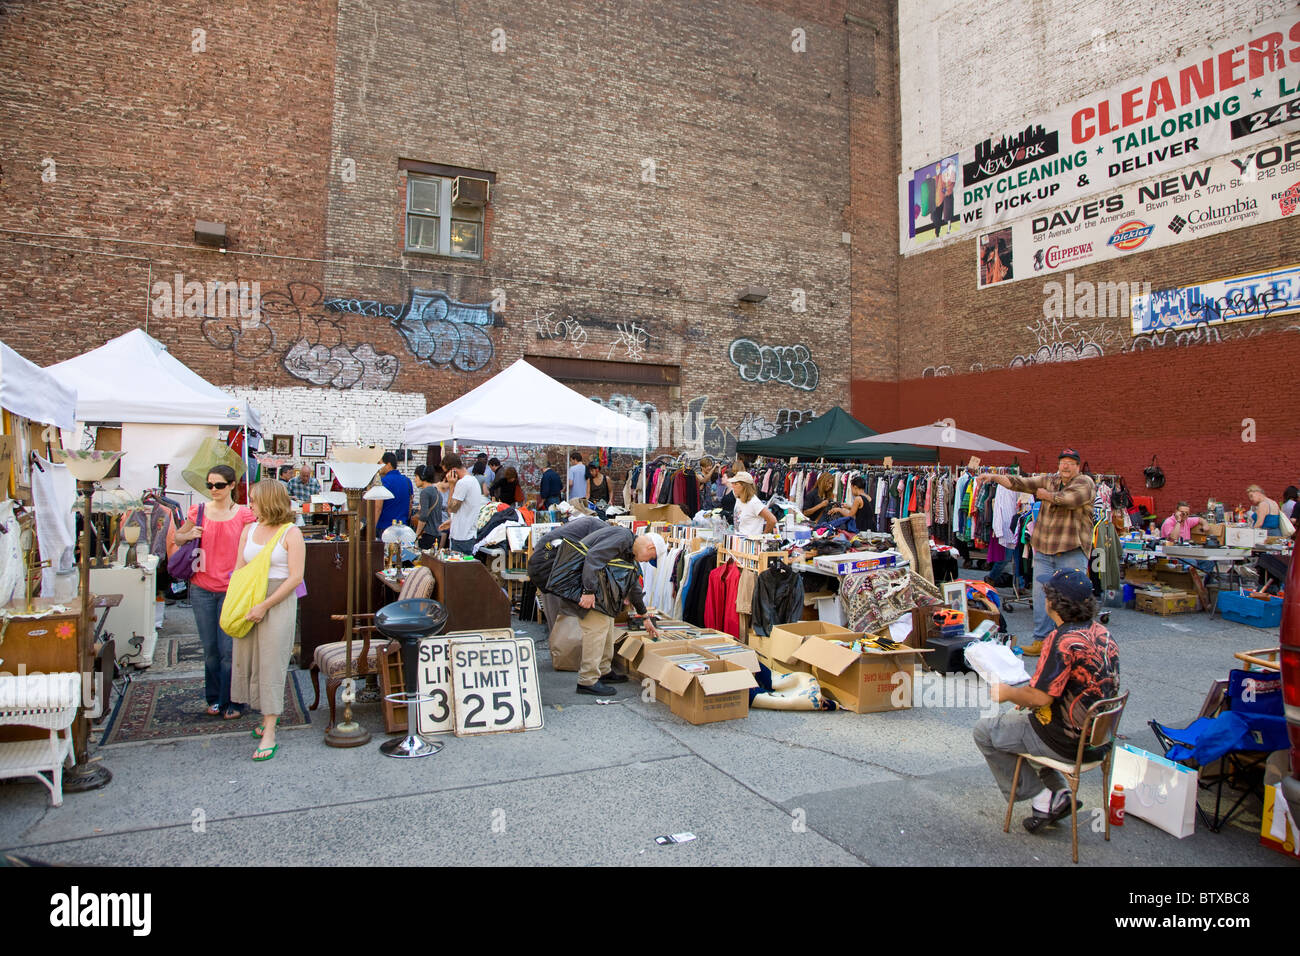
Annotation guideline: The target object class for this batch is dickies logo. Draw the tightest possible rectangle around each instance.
[1106,220,1154,250]
[1166,214,1187,234]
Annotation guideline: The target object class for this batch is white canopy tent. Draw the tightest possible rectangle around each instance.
[404,359,649,498]
[46,329,263,497]
[1,341,77,432]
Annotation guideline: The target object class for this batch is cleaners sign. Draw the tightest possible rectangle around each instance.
[902,11,1300,255]
[975,132,1300,288]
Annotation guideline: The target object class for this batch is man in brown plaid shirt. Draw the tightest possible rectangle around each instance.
[976,448,1095,655]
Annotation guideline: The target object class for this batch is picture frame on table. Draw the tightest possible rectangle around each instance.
[299,434,327,458]
[272,434,294,457]
[315,462,332,485]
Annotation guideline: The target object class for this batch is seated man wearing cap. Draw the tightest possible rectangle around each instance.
[973,568,1121,832]
[976,448,1096,656]
[527,517,659,697]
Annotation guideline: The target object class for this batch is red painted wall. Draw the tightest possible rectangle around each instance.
[854,326,1300,516]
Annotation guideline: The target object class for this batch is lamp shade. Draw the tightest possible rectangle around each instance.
[363,484,394,501]
[381,522,417,546]
[52,448,124,482]
[328,460,382,489]
[332,445,383,464]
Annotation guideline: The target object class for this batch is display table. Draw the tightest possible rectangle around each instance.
[415,553,511,632]
[89,554,158,669]
[0,598,82,744]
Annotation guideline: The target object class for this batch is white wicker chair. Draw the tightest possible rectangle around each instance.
[0,673,80,807]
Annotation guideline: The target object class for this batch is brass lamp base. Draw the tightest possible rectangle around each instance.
[63,762,113,793]
[324,721,372,748]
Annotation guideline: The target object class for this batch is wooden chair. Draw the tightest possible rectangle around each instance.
[1003,690,1130,863]
[310,565,434,730]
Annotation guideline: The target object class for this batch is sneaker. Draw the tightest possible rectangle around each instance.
[600,672,629,684]
[1023,790,1082,833]
[1020,639,1044,656]
[576,681,616,697]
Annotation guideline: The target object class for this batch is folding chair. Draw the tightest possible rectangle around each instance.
[1003,691,1130,863]
[1149,668,1289,832]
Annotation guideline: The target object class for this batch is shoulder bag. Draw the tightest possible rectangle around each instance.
[220,524,291,639]
[166,503,204,581]
[1143,455,1166,490]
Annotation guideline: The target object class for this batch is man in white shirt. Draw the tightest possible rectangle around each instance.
[442,453,486,555]
[566,451,590,513]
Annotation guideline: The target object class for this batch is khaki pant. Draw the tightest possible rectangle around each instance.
[577,609,616,686]
[232,581,297,715]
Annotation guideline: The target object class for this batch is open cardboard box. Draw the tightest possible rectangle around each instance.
[631,503,692,525]
[768,628,928,713]
[757,620,860,668]
[637,640,758,724]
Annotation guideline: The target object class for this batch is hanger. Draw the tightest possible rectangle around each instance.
[30,452,44,473]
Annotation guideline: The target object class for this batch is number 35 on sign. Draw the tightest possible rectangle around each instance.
[449,638,542,737]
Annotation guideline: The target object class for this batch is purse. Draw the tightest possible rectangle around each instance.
[166,503,204,581]
[1143,455,1166,489]
[220,524,291,639]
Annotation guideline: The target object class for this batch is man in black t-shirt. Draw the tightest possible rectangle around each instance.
[973,568,1120,832]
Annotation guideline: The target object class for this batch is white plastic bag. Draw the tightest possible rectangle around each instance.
[963,640,1030,686]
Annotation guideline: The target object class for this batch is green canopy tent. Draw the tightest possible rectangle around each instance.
[735,406,937,463]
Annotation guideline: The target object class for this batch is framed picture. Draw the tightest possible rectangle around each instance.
[315,462,332,485]
[272,434,294,457]
[299,434,327,458]
[942,581,968,623]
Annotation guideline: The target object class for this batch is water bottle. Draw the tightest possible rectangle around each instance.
[1109,783,1125,826]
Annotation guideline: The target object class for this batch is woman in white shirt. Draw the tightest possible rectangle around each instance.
[729,471,777,537]
[231,480,305,762]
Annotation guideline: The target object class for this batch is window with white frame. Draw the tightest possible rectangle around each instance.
[405,174,484,258]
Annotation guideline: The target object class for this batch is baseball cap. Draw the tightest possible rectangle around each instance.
[1045,568,1092,602]
[1058,448,1081,462]
[727,471,756,485]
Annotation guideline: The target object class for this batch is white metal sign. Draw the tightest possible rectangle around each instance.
[450,638,526,736]
[514,637,544,731]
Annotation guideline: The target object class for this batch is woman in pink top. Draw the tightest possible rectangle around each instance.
[172,465,256,719]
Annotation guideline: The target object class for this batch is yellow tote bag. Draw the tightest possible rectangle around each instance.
[221,524,291,639]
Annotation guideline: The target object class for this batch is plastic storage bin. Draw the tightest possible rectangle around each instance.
[1216,591,1283,628]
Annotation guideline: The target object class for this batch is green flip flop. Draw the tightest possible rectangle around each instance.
[251,725,265,739]
[252,742,279,762]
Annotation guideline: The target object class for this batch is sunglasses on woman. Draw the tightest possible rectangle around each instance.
[206,481,231,490]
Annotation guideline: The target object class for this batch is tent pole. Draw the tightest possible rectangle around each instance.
[564,446,569,500]
[641,446,646,506]
[243,425,249,501]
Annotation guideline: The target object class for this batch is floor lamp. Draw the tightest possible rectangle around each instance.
[53,448,123,793]
[323,448,383,748]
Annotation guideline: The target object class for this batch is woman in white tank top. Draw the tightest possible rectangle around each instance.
[231,480,305,762]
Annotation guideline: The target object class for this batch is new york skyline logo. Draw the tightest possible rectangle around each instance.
[963,124,1060,186]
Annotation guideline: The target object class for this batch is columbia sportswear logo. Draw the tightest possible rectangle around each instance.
[1167,215,1187,234]
[49,886,152,936]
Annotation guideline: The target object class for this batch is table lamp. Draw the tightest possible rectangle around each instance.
[381,521,418,574]
[323,447,384,748]
[122,523,141,568]
[52,448,123,793]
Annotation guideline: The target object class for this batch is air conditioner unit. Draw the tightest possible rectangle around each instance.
[452,176,490,207]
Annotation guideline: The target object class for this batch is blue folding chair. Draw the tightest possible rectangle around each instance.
[1150,669,1289,832]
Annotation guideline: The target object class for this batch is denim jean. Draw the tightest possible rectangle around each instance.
[190,583,234,711]
[1031,548,1089,640]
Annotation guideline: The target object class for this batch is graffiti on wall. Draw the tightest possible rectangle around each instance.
[202,281,400,389]
[325,290,497,372]
[1007,317,1119,368]
[590,393,738,460]
[736,408,816,441]
[728,338,819,391]
[524,306,654,361]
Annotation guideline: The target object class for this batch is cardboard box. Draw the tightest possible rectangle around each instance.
[811,550,901,575]
[1191,522,1225,544]
[637,642,758,724]
[1225,525,1267,548]
[631,503,692,525]
[785,636,925,713]
[764,620,861,669]
[1134,588,1199,615]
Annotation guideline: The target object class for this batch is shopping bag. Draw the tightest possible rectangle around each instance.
[167,503,204,581]
[220,525,290,639]
[963,640,1029,686]
[1111,742,1198,838]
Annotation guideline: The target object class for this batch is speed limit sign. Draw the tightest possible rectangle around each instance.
[449,638,526,736]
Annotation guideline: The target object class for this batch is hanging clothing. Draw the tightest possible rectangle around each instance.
[750,562,805,637]
[31,454,77,593]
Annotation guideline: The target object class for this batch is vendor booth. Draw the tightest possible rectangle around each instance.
[736,406,938,462]
[45,328,262,499]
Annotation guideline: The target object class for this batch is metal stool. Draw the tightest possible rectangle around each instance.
[375,598,449,758]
